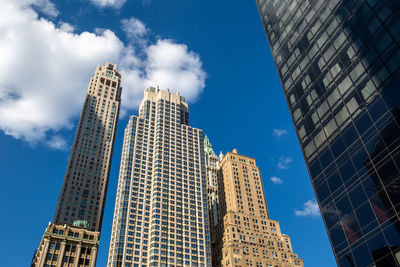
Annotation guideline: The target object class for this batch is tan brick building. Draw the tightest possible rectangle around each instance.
[214,149,303,267]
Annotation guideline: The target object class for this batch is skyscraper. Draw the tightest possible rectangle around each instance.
[107,87,211,267]
[32,62,122,267]
[214,149,303,267]
[256,0,400,266]
[204,136,221,245]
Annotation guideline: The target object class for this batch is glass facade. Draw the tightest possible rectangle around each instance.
[256,0,400,266]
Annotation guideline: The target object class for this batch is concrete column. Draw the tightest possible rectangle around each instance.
[38,238,50,267]
[56,241,67,267]
[90,245,98,267]
[73,244,82,267]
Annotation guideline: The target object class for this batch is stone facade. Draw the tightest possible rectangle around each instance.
[32,62,121,267]
[214,149,303,267]
[54,62,122,231]
[204,136,220,244]
[107,87,211,267]
[32,223,100,267]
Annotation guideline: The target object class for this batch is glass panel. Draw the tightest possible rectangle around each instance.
[323,203,340,229]
[352,243,373,266]
[383,222,400,249]
[370,193,392,224]
[338,254,356,267]
[348,185,368,209]
[367,232,390,261]
[328,224,347,247]
[316,180,331,203]
[338,161,356,183]
[327,172,343,193]
[341,212,361,244]
[354,201,377,229]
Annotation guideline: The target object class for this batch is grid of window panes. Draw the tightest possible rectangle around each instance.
[257,0,400,266]
[108,89,212,267]
[205,151,220,244]
[108,115,152,267]
[54,64,121,232]
[217,153,303,266]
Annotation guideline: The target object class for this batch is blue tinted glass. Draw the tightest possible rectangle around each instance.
[352,243,374,266]
[257,0,400,265]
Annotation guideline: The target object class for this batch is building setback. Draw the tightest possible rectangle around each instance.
[107,87,211,267]
[32,62,122,267]
[214,149,303,267]
[256,0,400,266]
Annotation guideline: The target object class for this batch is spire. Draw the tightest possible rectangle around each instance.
[204,135,216,156]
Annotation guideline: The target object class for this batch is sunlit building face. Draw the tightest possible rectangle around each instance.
[256,0,400,266]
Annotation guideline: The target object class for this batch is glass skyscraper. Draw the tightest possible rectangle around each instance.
[256,0,400,266]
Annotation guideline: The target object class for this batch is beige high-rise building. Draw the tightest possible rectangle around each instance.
[214,149,303,267]
[32,62,122,267]
[107,87,211,267]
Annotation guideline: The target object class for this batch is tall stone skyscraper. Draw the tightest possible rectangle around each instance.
[107,87,211,267]
[256,0,400,266]
[32,62,122,267]
[204,136,220,244]
[214,149,303,267]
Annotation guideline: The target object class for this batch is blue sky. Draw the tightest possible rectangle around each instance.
[0,0,335,266]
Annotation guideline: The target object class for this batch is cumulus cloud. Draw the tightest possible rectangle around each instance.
[273,128,288,138]
[295,200,320,217]
[145,40,206,101]
[0,1,206,148]
[121,18,147,40]
[89,0,127,9]
[277,156,293,169]
[0,0,123,143]
[270,176,283,184]
[118,25,206,113]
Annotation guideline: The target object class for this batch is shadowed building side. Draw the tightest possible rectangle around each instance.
[32,62,122,267]
[204,136,221,245]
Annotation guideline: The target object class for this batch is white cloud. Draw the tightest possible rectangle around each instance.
[46,135,67,150]
[117,23,206,113]
[121,18,147,40]
[273,128,287,138]
[295,200,320,217]
[270,176,283,184]
[277,156,292,169]
[145,40,206,101]
[0,2,206,148]
[0,0,123,144]
[89,0,127,9]
[59,22,75,33]
[32,0,59,17]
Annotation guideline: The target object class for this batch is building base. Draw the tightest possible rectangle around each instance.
[32,223,99,267]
